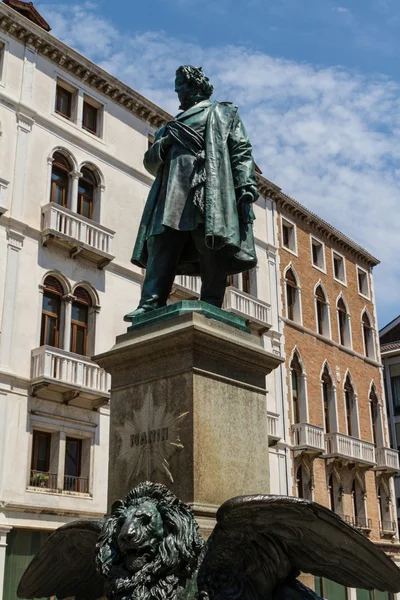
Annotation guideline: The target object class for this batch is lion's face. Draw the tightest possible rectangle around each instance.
[117,500,163,573]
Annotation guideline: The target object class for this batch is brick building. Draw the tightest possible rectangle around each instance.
[273,184,400,597]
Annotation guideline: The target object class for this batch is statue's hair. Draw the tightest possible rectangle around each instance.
[96,482,204,600]
[176,65,214,100]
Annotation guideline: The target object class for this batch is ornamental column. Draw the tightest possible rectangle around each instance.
[0,526,12,600]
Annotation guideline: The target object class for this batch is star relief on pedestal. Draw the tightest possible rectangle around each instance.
[115,399,188,484]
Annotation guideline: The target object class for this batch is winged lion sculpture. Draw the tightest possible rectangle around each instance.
[17,481,400,600]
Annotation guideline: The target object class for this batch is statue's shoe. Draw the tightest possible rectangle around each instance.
[123,307,155,321]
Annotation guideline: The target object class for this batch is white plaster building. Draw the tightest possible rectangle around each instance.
[0,2,289,597]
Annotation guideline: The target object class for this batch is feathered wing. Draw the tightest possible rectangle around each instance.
[17,519,105,600]
[198,495,400,600]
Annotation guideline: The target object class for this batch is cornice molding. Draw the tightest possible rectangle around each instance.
[256,173,380,268]
[0,2,379,268]
[0,3,170,130]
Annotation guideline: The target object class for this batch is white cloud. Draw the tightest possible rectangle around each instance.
[335,6,350,12]
[39,3,400,327]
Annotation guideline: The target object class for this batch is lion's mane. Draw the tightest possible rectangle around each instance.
[96,482,205,600]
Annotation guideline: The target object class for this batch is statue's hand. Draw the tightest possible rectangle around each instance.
[238,185,258,204]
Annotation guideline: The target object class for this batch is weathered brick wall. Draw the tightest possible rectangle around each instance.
[277,207,395,546]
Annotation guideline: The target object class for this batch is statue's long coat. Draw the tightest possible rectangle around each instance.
[131,101,258,276]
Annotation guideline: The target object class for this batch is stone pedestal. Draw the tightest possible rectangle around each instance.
[94,301,283,534]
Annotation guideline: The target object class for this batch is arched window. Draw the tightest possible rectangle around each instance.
[362,312,375,359]
[344,374,358,438]
[290,351,307,424]
[50,152,71,207]
[328,473,342,515]
[285,268,300,323]
[337,297,351,347]
[315,285,329,336]
[70,287,91,356]
[78,167,97,219]
[370,387,380,446]
[321,365,333,433]
[40,276,63,348]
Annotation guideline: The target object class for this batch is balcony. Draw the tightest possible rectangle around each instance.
[41,203,115,268]
[292,423,325,456]
[267,412,280,446]
[375,447,399,473]
[64,475,89,494]
[379,520,397,536]
[344,515,372,534]
[170,275,201,300]
[324,433,375,467]
[30,346,110,410]
[223,287,272,333]
[29,470,58,490]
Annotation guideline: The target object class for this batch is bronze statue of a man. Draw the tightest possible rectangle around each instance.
[125,65,258,320]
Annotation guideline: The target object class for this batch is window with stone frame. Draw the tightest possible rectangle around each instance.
[281,218,297,253]
[351,478,368,529]
[30,430,54,489]
[50,152,72,207]
[285,268,301,323]
[315,285,329,336]
[357,266,370,298]
[290,351,307,424]
[78,167,97,220]
[344,374,358,438]
[40,276,63,348]
[337,297,351,347]
[321,364,337,433]
[311,237,325,270]
[70,287,91,356]
[333,252,346,284]
[82,95,102,137]
[370,388,380,446]
[64,437,88,493]
[362,312,375,359]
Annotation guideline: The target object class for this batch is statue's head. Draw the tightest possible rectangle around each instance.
[175,65,214,111]
[96,482,204,600]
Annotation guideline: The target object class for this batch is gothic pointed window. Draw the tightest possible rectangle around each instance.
[322,365,333,433]
[290,352,303,424]
[370,388,379,446]
[344,375,357,438]
[285,268,300,323]
[362,312,374,359]
[316,286,329,336]
[337,298,350,347]
[296,465,304,498]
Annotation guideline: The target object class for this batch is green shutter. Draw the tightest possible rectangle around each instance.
[314,577,347,600]
[3,529,50,600]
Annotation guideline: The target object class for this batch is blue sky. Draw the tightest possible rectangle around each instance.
[36,0,400,328]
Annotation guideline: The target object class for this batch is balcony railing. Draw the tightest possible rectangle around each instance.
[41,203,115,268]
[173,275,201,298]
[324,433,375,466]
[344,515,372,532]
[64,475,89,494]
[375,447,399,472]
[31,346,110,409]
[292,423,325,454]
[379,520,397,535]
[29,470,57,490]
[267,412,280,445]
[223,287,272,332]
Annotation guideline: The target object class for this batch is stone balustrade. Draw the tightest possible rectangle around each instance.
[223,286,272,332]
[325,432,375,466]
[41,203,115,267]
[292,423,325,453]
[375,447,399,472]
